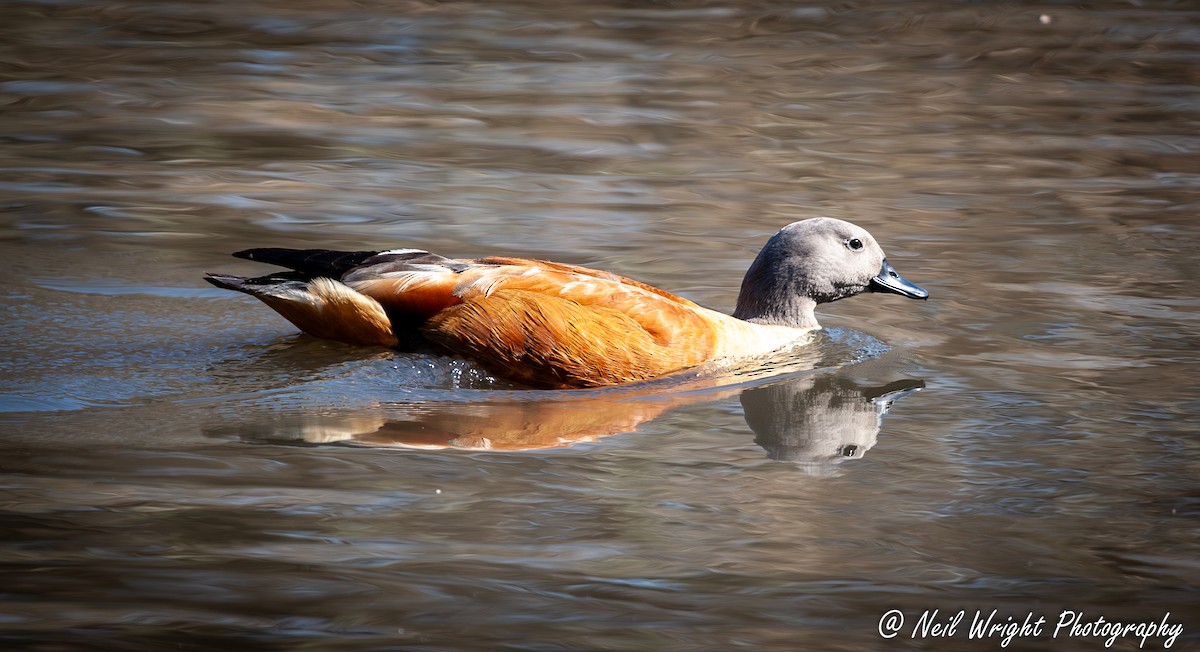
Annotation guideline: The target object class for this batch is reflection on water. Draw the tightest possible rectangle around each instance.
[2,0,1199,649]
[211,369,924,474]
[744,377,924,469]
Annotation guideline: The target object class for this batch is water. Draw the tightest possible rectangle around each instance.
[2,1,1198,650]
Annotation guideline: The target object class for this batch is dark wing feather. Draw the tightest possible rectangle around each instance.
[232,248,382,279]
[232,248,465,281]
[203,271,309,296]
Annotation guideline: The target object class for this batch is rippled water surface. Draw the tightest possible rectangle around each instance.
[2,1,1198,650]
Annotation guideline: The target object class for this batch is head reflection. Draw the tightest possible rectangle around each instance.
[741,376,924,471]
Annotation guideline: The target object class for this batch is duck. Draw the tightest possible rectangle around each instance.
[204,217,928,389]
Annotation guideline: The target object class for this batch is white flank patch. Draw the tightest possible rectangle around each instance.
[379,248,429,256]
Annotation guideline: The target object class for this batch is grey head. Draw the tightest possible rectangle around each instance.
[732,217,928,328]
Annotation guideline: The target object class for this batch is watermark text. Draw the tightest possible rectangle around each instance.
[877,608,1182,648]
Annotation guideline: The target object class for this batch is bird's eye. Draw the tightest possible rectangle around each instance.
[846,238,864,251]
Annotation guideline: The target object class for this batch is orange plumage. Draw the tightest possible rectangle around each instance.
[347,255,726,387]
[205,218,928,388]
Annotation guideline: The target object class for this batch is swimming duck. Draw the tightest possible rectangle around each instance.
[205,217,927,389]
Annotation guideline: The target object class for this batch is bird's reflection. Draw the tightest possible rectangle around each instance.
[212,371,923,470]
[742,376,924,468]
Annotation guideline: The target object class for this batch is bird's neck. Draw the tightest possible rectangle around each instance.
[732,264,820,329]
[731,240,823,329]
[733,293,820,329]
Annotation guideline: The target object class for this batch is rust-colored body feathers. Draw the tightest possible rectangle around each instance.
[206,218,928,389]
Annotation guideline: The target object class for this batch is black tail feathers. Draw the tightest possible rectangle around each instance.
[232,248,380,279]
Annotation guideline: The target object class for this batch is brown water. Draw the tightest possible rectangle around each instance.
[2,1,1198,650]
